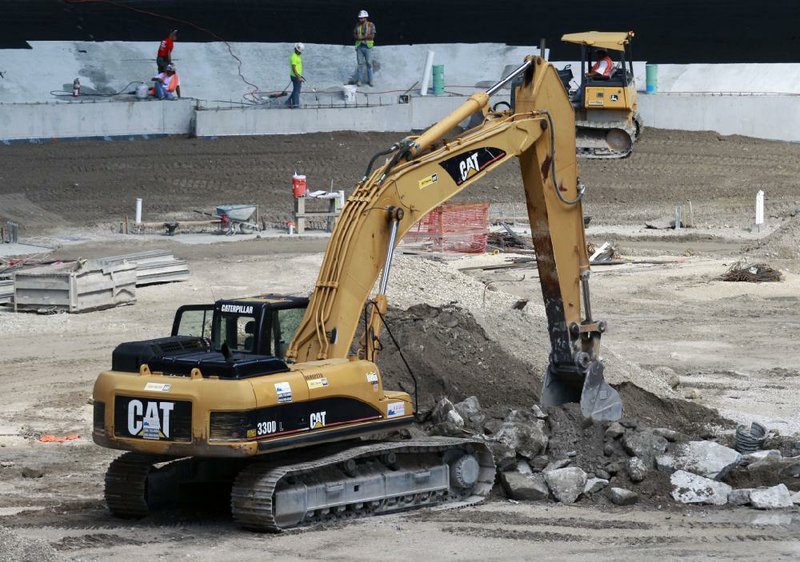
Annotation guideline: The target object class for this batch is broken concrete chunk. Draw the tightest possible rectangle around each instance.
[530,455,549,471]
[431,398,458,425]
[657,440,742,480]
[670,470,731,505]
[530,404,547,419]
[605,422,625,440]
[454,396,486,432]
[584,477,609,495]
[499,471,550,501]
[594,468,611,480]
[727,488,754,506]
[791,491,800,505]
[750,484,793,509]
[622,430,669,467]
[482,439,517,471]
[627,457,649,483]
[493,419,548,460]
[515,460,533,475]
[609,487,639,506]
[544,467,587,504]
[543,458,572,472]
[651,427,681,442]
[743,450,782,464]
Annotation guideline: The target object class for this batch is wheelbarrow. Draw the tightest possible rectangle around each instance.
[194,205,260,235]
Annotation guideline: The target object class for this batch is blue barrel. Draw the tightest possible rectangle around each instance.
[645,64,657,93]
[432,64,445,95]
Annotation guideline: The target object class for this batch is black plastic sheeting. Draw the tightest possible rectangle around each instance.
[2,0,799,63]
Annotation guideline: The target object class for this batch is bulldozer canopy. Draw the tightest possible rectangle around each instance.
[561,31,635,52]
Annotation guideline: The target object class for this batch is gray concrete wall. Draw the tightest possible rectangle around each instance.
[638,94,800,143]
[0,99,195,142]
[194,95,484,137]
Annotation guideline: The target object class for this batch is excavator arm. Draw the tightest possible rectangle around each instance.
[287,56,622,421]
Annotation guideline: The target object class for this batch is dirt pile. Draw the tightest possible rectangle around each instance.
[0,526,62,562]
[379,303,540,412]
[745,215,800,260]
[388,255,677,400]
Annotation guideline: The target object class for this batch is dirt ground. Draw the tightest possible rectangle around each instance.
[1,129,799,559]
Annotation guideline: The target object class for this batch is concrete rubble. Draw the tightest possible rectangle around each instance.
[499,471,549,501]
[749,484,794,509]
[622,430,669,467]
[609,487,639,506]
[727,488,755,506]
[425,393,800,513]
[544,467,587,504]
[492,413,548,461]
[584,477,609,494]
[656,441,742,480]
[626,457,649,483]
[670,470,732,505]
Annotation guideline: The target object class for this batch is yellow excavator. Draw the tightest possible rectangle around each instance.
[92,55,622,532]
[560,31,643,158]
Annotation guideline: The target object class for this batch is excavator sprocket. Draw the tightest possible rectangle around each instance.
[231,437,496,532]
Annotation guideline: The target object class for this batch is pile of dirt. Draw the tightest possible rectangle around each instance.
[379,302,730,436]
[379,303,540,412]
[0,526,61,562]
[745,215,800,260]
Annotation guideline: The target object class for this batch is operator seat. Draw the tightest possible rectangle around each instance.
[243,320,255,352]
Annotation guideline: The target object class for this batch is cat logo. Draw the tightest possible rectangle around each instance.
[127,399,174,440]
[459,153,481,183]
[610,94,619,102]
[309,411,327,429]
[439,147,507,186]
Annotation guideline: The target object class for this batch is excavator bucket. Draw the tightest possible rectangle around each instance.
[541,361,623,422]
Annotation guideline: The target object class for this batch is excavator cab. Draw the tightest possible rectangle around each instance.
[560,31,643,158]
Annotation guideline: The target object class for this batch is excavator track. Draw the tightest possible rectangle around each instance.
[105,453,171,518]
[576,112,643,159]
[104,452,188,518]
[230,437,495,532]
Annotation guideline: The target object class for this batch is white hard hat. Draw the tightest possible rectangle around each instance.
[294,42,305,53]
[358,10,369,18]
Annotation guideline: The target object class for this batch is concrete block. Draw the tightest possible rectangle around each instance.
[670,470,731,505]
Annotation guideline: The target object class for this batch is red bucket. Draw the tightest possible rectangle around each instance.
[292,174,307,198]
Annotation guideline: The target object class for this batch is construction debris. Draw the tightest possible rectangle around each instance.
[13,259,136,313]
[720,261,782,283]
[96,249,190,286]
[0,277,12,304]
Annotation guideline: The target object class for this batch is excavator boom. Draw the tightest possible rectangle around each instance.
[288,57,622,421]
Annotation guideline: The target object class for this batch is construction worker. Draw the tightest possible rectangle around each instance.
[286,43,305,109]
[587,49,613,80]
[353,10,376,86]
[156,29,177,73]
[153,64,181,99]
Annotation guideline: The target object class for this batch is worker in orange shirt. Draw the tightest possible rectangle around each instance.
[156,29,178,73]
[153,64,181,100]
[587,49,613,79]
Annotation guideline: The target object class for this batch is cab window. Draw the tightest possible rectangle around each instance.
[274,307,306,358]
[213,313,257,353]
